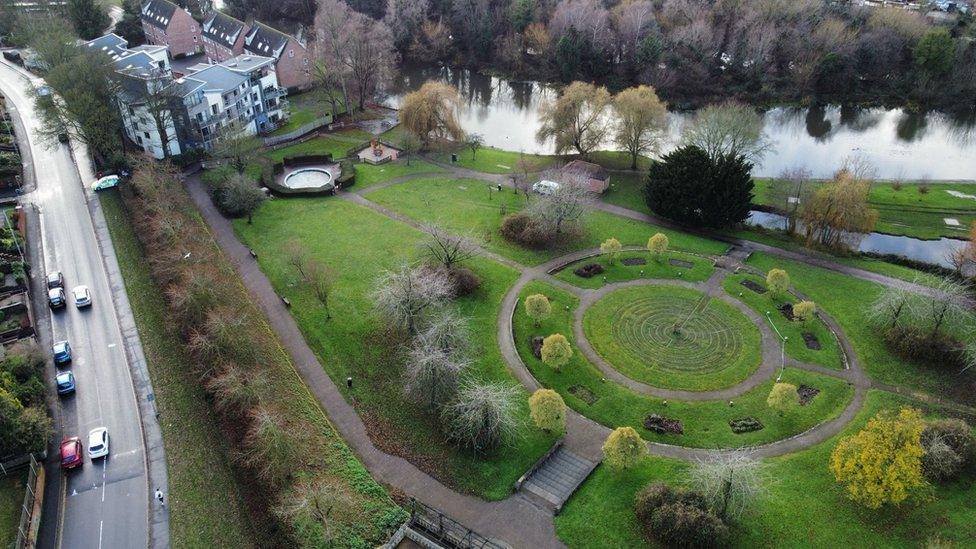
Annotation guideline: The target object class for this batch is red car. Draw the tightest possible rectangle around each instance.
[60,437,83,469]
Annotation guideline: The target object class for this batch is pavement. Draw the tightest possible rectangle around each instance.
[0,61,166,548]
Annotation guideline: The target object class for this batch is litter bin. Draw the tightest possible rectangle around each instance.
[451,153,458,163]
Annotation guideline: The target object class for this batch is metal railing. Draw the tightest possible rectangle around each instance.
[407,499,505,549]
[14,454,41,549]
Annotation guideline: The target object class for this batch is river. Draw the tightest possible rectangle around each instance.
[385,65,976,180]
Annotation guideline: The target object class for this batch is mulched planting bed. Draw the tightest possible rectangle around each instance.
[531,336,543,359]
[568,384,599,405]
[729,417,764,433]
[802,332,821,350]
[797,384,821,406]
[622,257,647,266]
[778,303,795,321]
[644,414,684,434]
[740,279,766,294]
[574,263,605,278]
[669,259,694,269]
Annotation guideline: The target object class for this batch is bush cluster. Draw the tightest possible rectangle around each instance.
[0,343,51,457]
[921,418,976,482]
[634,482,729,548]
[883,325,966,369]
[500,212,554,249]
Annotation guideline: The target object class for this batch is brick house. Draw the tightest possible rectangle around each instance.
[201,10,249,63]
[140,0,201,58]
[561,160,611,194]
[242,21,312,91]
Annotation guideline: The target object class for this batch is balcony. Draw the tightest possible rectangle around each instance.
[263,86,287,100]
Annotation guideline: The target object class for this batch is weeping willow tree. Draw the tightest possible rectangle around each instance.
[399,81,465,149]
[799,169,878,249]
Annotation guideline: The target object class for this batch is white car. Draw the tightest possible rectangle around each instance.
[532,179,560,195]
[72,285,92,308]
[88,427,109,459]
[91,175,120,191]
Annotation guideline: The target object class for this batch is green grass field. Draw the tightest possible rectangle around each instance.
[364,176,728,266]
[723,272,844,370]
[515,281,854,448]
[233,197,556,499]
[556,390,976,548]
[583,285,762,391]
[431,146,558,174]
[553,250,714,289]
[99,191,256,545]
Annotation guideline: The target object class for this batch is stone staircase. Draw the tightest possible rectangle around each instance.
[517,445,598,513]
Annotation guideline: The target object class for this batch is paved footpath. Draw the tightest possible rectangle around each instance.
[181,162,962,548]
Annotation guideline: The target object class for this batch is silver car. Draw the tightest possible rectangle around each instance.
[72,286,92,308]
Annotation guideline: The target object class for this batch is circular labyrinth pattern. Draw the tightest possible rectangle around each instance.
[611,294,743,374]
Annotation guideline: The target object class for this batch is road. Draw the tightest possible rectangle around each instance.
[0,63,151,547]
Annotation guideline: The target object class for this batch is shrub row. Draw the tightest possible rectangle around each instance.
[0,343,51,458]
[634,482,729,548]
[119,160,405,545]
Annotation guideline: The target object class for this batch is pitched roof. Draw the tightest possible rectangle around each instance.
[141,0,178,30]
[202,10,248,49]
[243,21,290,59]
[82,33,129,58]
[562,160,609,181]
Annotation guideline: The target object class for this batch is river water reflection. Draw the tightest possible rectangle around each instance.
[386,65,976,180]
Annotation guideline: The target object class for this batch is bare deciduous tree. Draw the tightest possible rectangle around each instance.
[868,284,920,330]
[274,477,357,543]
[549,0,611,52]
[205,365,269,412]
[405,340,468,409]
[422,224,479,270]
[241,405,301,487]
[372,265,452,334]
[441,381,522,453]
[304,259,336,320]
[925,277,969,338]
[527,170,593,235]
[767,167,814,234]
[687,452,764,521]
[285,239,310,280]
[340,12,397,111]
[682,101,771,162]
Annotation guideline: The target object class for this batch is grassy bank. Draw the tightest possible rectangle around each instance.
[0,473,25,548]
[99,190,256,546]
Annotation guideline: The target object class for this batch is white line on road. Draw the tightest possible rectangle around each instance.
[98,520,103,549]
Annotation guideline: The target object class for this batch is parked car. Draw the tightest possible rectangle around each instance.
[532,179,560,195]
[91,175,120,191]
[48,288,66,309]
[46,271,64,289]
[52,340,71,365]
[88,428,109,459]
[55,372,76,395]
[60,437,83,469]
[72,286,91,308]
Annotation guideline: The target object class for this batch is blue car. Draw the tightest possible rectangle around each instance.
[55,372,75,395]
[53,340,72,365]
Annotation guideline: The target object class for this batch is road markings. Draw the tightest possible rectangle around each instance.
[101,461,107,502]
[98,520,103,549]
[107,343,116,348]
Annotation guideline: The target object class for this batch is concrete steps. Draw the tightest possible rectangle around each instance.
[518,447,597,513]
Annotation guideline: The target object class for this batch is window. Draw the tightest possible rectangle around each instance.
[251,93,258,102]
[128,107,135,116]
[196,112,203,122]
[211,104,218,115]
[143,132,150,139]
[303,57,308,66]
[288,49,294,58]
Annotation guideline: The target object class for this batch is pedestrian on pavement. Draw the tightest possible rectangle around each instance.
[155,488,165,507]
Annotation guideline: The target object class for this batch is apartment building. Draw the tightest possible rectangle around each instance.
[140,0,202,58]
[242,21,312,90]
[201,10,249,63]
